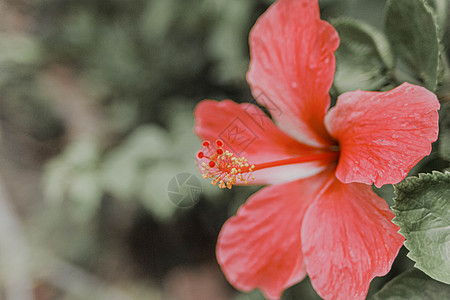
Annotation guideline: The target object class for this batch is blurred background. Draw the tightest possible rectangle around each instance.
[0,0,448,299]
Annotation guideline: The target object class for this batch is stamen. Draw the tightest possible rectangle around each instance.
[197,140,255,189]
[251,152,338,171]
[196,140,339,189]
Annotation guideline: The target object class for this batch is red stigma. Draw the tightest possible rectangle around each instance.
[197,140,255,189]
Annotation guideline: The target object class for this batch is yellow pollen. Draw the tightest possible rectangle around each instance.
[197,140,256,189]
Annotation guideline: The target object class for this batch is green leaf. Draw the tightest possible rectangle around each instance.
[206,0,253,83]
[439,102,450,161]
[101,125,170,200]
[393,171,450,284]
[0,33,42,66]
[138,162,180,221]
[426,0,448,31]
[332,18,394,93]
[371,268,450,299]
[385,0,443,91]
[140,0,178,41]
[42,138,102,222]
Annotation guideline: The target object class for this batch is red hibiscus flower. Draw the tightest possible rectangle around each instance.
[194,0,440,299]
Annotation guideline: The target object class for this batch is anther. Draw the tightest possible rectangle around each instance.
[196,141,255,189]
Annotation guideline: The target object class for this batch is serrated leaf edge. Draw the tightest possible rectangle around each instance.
[392,170,450,284]
[393,171,450,202]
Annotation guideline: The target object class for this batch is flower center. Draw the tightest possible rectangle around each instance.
[197,140,339,189]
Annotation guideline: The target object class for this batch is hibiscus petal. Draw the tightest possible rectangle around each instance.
[301,177,404,300]
[324,83,440,188]
[194,100,329,185]
[247,0,339,147]
[216,172,331,300]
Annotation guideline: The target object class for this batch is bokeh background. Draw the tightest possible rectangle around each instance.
[0,0,449,299]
